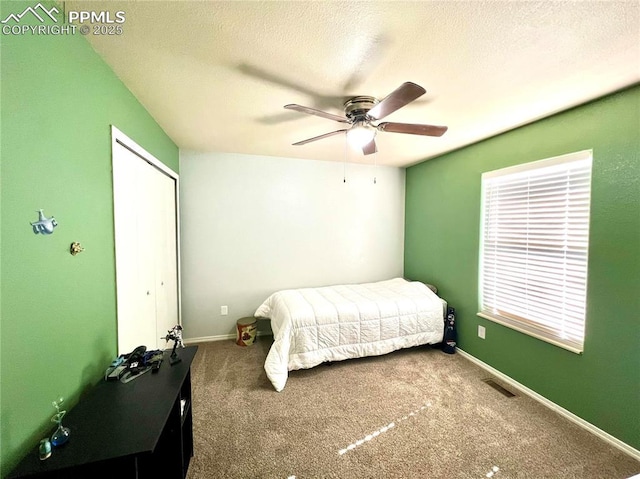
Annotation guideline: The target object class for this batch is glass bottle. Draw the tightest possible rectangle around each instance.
[50,397,70,446]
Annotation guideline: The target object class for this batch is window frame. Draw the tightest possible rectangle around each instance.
[478,149,593,354]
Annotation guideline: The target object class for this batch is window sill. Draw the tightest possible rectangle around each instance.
[477,312,583,355]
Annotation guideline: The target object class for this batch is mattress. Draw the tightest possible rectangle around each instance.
[254,277,446,391]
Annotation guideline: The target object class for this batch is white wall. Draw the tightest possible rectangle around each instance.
[179,151,405,340]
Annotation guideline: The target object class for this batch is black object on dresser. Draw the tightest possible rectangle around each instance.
[8,346,198,479]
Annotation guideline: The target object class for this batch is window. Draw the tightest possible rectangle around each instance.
[479,150,592,353]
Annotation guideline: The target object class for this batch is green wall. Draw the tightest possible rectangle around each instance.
[405,85,640,450]
[0,3,179,475]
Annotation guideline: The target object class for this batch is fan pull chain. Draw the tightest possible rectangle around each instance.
[373,150,377,184]
[343,133,347,183]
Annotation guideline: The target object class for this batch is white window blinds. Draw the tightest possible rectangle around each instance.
[479,150,592,353]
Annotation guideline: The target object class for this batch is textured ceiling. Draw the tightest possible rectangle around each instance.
[69,1,640,167]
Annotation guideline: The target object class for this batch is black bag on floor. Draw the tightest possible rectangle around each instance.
[442,307,457,354]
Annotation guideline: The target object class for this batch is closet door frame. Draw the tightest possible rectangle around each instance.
[111,125,181,353]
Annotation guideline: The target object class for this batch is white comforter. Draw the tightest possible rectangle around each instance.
[254,278,446,391]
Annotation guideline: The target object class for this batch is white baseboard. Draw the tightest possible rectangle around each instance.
[184,331,272,345]
[184,334,234,344]
[456,348,640,461]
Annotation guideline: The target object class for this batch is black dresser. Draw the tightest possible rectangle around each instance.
[8,346,198,479]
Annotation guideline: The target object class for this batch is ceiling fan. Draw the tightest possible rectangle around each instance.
[285,82,448,155]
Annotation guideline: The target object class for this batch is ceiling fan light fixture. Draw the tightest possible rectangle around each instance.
[346,122,376,149]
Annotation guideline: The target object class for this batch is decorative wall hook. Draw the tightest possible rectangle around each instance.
[70,242,84,256]
[31,209,57,235]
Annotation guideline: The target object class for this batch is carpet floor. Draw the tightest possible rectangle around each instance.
[185,339,639,479]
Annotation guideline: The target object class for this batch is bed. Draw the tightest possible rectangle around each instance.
[254,277,446,391]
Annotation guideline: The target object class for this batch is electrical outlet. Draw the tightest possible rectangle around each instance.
[478,325,486,339]
[221,305,228,316]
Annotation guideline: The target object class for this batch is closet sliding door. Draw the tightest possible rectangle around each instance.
[112,127,180,354]
[152,166,179,346]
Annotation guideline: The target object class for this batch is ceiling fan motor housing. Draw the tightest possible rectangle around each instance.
[344,96,378,122]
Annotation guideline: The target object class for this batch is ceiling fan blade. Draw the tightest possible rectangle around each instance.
[238,63,320,97]
[284,104,349,123]
[342,34,391,93]
[292,129,348,146]
[362,138,377,155]
[367,82,426,120]
[239,63,347,108]
[377,122,448,137]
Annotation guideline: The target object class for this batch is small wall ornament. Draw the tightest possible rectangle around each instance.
[70,242,84,256]
[31,209,57,235]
